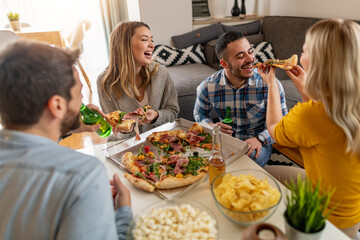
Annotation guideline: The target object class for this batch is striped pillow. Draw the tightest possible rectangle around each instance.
[251,41,275,64]
[153,44,206,67]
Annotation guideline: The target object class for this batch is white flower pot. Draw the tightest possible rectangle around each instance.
[285,220,325,240]
[10,21,20,32]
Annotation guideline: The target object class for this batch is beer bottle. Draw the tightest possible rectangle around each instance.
[222,106,233,127]
[79,104,112,137]
[209,125,226,186]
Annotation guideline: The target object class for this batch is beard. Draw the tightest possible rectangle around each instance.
[228,61,254,81]
[60,110,81,138]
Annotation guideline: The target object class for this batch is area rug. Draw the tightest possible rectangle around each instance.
[267,150,302,168]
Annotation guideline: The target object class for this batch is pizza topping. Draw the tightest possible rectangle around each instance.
[169,141,183,153]
[159,134,177,144]
[176,173,183,178]
[186,131,206,144]
[173,157,189,175]
[144,146,150,154]
[134,172,147,181]
[118,111,126,124]
[184,155,207,176]
[146,172,159,182]
[167,155,181,165]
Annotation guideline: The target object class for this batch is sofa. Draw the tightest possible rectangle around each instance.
[163,16,338,121]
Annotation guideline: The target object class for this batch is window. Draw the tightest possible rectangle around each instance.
[0,0,108,73]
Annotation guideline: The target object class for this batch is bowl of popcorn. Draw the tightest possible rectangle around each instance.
[210,169,282,227]
[127,198,218,240]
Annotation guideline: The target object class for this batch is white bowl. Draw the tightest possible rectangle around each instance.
[127,198,219,240]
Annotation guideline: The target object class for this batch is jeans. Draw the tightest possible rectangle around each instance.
[249,143,272,167]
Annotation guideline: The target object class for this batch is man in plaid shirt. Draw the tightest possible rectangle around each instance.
[194,31,288,166]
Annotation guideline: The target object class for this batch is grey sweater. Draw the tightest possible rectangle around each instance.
[97,63,179,139]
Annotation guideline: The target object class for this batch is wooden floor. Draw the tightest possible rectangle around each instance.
[59,132,106,150]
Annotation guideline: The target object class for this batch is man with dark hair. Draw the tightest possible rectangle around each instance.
[0,41,132,239]
[194,31,288,166]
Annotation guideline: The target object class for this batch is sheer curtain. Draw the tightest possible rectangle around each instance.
[0,0,109,73]
[99,0,128,55]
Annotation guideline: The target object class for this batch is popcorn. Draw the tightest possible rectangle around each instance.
[132,203,217,240]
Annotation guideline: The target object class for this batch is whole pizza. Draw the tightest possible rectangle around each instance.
[121,122,213,192]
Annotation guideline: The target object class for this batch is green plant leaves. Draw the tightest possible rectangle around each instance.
[284,174,336,233]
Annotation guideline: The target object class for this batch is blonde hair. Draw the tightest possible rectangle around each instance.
[101,21,158,99]
[305,19,360,154]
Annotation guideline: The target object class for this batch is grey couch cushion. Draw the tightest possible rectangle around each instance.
[222,20,261,35]
[203,39,221,70]
[168,63,217,121]
[172,22,224,49]
[168,63,216,96]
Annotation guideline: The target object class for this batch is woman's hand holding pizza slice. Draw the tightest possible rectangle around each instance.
[105,105,153,139]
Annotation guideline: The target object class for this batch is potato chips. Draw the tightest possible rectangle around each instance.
[213,173,281,222]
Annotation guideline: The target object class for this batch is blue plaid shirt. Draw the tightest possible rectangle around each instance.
[194,68,288,143]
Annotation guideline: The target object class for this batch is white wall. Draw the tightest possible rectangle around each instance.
[138,0,192,46]
[127,0,140,21]
[224,0,360,20]
[138,0,360,45]
[268,0,360,20]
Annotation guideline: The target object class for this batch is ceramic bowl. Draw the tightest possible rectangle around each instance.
[127,198,218,240]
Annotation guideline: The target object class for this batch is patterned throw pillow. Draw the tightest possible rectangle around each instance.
[153,44,206,67]
[251,41,275,64]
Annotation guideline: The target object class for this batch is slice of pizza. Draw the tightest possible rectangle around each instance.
[147,129,187,154]
[254,54,298,71]
[185,122,213,150]
[106,110,135,132]
[106,105,152,140]
[121,149,209,192]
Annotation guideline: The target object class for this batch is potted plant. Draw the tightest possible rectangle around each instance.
[284,175,336,240]
[7,12,20,32]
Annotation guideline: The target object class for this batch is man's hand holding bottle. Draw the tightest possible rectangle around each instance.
[210,122,233,136]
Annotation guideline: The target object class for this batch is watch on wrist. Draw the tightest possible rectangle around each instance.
[256,133,266,146]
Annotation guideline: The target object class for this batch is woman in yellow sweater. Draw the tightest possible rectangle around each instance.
[259,19,360,239]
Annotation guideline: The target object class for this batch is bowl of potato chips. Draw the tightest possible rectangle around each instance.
[210,169,282,226]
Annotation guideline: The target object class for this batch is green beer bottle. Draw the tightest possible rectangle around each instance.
[222,106,233,127]
[79,104,112,137]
